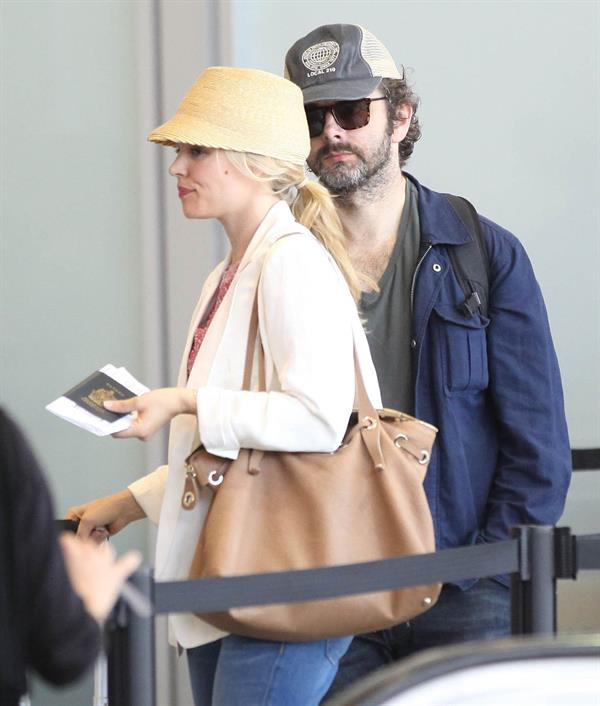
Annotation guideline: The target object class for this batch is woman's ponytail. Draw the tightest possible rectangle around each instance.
[225,151,373,303]
[291,179,364,302]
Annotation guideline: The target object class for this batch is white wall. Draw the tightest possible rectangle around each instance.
[0,2,146,704]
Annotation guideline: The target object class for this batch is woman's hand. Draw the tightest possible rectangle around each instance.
[66,489,146,542]
[104,387,197,441]
[59,533,142,624]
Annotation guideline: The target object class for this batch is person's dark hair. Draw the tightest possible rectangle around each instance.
[382,77,421,167]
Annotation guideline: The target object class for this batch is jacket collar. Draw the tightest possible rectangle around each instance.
[180,201,300,388]
[405,172,474,247]
[229,200,299,274]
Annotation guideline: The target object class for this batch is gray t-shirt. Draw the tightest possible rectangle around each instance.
[360,179,420,414]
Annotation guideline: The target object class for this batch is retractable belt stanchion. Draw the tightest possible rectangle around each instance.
[105,569,155,706]
[99,527,600,705]
[511,525,557,635]
[510,525,599,636]
[92,652,108,706]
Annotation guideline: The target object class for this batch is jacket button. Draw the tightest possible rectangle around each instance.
[432,263,442,273]
[411,339,417,348]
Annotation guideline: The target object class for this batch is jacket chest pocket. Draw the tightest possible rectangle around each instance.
[433,304,490,393]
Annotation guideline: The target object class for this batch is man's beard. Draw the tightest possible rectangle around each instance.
[307,133,393,197]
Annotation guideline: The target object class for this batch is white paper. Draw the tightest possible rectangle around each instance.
[46,364,149,436]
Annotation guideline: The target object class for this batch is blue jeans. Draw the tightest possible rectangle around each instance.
[187,633,352,706]
[326,578,510,699]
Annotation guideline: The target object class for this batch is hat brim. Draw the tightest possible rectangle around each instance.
[302,77,382,104]
[148,112,237,149]
[148,112,307,165]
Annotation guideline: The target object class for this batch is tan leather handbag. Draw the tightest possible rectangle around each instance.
[181,288,440,641]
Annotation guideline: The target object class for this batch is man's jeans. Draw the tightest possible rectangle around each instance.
[187,633,352,706]
[326,578,510,700]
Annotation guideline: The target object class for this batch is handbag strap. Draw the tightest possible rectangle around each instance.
[242,273,386,472]
[242,291,265,393]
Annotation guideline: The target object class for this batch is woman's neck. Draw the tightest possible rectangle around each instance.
[220,192,280,264]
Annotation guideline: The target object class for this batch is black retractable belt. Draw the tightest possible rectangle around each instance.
[576,534,600,570]
[572,448,600,471]
[154,541,520,615]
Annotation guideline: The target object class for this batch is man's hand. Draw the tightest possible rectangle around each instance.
[104,387,197,441]
[66,489,146,542]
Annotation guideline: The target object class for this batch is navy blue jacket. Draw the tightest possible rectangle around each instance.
[407,175,571,580]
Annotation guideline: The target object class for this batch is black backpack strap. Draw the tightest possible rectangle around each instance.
[443,194,490,318]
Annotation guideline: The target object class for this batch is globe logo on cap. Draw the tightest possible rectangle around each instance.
[301,41,340,71]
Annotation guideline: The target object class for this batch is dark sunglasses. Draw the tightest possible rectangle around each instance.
[305,96,389,138]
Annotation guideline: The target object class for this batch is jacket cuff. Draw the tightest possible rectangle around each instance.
[196,387,239,459]
[128,465,168,525]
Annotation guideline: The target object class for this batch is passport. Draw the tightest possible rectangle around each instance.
[46,364,149,436]
[63,370,136,422]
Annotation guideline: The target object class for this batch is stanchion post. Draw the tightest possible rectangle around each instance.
[93,652,108,706]
[128,569,155,706]
[106,569,155,706]
[511,525,556,636]
[106,598,128,705]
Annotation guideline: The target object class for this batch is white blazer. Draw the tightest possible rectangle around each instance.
[129,201,382,648]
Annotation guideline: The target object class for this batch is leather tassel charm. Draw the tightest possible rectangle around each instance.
[182,466,199,510]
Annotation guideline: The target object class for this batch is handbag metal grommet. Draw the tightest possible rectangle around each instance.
[422,596,433,606]
[418,450,431,465]
[394,433,408,448]
[208,470,224,486]
[362,416,378,431]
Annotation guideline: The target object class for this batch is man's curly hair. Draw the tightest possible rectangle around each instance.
[382,77,421,167]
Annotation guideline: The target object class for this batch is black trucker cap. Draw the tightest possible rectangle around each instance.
[284,24,403,104]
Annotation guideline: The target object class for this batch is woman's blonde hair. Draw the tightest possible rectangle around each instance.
[225,151,369,302]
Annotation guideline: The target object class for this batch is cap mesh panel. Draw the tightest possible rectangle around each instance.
[359,26,403,79]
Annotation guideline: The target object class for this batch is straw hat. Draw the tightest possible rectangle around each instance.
[148,67,310,165]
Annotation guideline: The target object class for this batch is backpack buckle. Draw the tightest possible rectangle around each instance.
[460,290,482,316]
